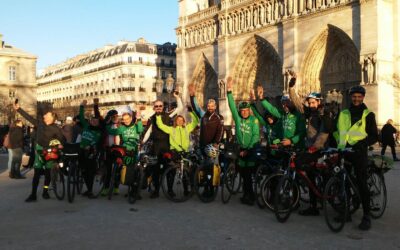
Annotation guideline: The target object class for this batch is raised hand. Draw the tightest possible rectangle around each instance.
[256,85,264,100]
[81,100,87,106]
[188,83,196,96]
[250,89,256,101]
[173,91,179,98]
[93,98,99,105]
[226,77,233,92]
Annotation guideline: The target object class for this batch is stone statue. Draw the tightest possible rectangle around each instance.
[219,80,225,98]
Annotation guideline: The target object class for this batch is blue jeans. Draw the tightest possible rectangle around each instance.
[8,148,23,175]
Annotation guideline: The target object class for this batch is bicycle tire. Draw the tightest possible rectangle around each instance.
[128,166,144,204]
[76,166,84,195]
[92,161,106,198]
[51,166,65,200]
[226,162,241,194]
[67,161,76,203]
[274,176,299,223]
[194,165,219,203]
[261,172,283,211]
[254,164,270,209]
[221,169,232,204]
[108,163,117,200]
[368,172,387,219]
[161,164,193,202]
[323,176,347,233]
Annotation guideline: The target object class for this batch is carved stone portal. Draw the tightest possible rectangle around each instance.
[190,53,218,107]
[232,35,283,101]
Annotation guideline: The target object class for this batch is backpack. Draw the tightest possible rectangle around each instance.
[3,133,11,149]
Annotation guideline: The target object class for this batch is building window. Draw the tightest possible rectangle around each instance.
[9,66,16,81]
[170,60,173,67]
[128,57,132,63]
[162,71,166,79]
[139,57,143,64]
[161,59,165,66]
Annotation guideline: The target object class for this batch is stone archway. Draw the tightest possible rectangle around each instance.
[232,35,283,101]
[301,25,361,100]
[190,53,218,108]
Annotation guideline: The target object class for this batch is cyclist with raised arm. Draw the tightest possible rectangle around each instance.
[188,83,224,198]
[106,105,143,198]
[226,77,260,205]
[256,85,306,150]
[288,74,335,216]
[14,103,65,202]
[142,92,183,198]
[78,100,103,198]
[337,85,378,230]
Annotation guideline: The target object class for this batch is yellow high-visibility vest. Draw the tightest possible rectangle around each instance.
[337,109,370,149]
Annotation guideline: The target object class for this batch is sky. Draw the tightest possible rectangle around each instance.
[0,0,178,70]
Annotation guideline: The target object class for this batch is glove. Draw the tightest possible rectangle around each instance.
[289,77,296,88]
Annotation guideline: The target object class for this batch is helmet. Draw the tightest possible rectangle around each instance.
[349,86,366,96]
[205,144,219,158]
[306,92,322,100]
[49,139,61,147]
[238,101,251,110]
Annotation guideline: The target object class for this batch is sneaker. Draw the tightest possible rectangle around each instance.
[82,190,90,196]
[358,216,371,231]
[240,196,255,206]
[9,172,15,179]
[150,192,159,199]
[113,188,119,195]
[42,191,50,200]
[100,188,109,196]
[299,207,320,216]
[393,158,400,162]
[14,174,26,179]
[25,194,37,202]
[167,190,176,198]
[87,193,96,199]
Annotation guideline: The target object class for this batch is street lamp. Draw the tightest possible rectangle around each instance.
[155,77,164,94]
[8,89,16,124]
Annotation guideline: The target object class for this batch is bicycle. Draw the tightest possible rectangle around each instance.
[107,145,126,200]
[40,142,65,200]
[220,143,242,204]
[87,146,106,198]
[62,143,81,203]
[161,151,198,202]
[194,145,223,203]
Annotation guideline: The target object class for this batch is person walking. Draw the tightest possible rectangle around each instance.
[381,119,399,161]
[8,119,25,179]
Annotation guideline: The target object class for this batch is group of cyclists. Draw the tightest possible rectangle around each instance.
[14,73,383,232]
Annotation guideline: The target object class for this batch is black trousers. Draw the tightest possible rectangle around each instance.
[346,148,370,216]
[151,143,170,193]
[240,166,255,199]
[31,168,51,195]
[381,143,397,160]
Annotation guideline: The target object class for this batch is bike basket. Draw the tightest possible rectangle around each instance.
[369,155,393,173]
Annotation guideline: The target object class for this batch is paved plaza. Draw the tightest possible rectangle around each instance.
[0,151,399,250]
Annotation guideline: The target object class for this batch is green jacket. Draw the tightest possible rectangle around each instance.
[227,92,260,149]
[156,112,199,152]
[251,104,278,146]
[79,105,102,149]
[261,99,306,149]
[106,119,144,152]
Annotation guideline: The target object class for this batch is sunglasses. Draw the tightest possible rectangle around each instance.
[154,105,163,108]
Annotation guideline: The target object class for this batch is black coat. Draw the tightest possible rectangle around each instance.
[381,123,397,145]
[9,126,24,149]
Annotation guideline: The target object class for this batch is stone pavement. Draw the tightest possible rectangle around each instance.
[0,151,399,250]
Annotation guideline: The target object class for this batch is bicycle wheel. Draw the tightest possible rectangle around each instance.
[226,162,241,194]
[254,164,270,209]
[274,176,299,223]
[108,163,117,200]
[221,168,232,204]
[92,161,107,198]
[161,165,193,202]
[194,165,218,203]
[323,176,348,233]
[67,161,76,203]
[368,172,387,219]
[128,166,143,204]
[347,177,361,215]
[51,166,65,200]
[76,166,84,194]
[261,173,283,211]
[297,177,310,204]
